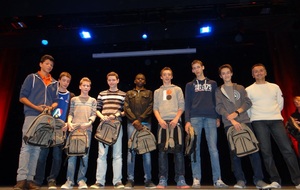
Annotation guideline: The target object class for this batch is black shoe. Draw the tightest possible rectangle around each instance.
[14,180,27,190]
[145,181,156,189]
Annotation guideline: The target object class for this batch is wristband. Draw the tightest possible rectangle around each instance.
[235,110,240,116]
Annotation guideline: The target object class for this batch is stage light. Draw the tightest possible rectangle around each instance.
[200,26,212,34]
[142,33,148,39]
[80,30,91,39]
[41,39,48,46]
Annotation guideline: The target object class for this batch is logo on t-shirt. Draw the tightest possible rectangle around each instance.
[194,83,212,92]
[163,89,172,100]
[234,90,241,100]
[52,108,63,118]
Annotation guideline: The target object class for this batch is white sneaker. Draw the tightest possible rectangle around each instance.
[192,178,200,188]
[255,180,272,189]
[214,179,228,188]
[269,182,281,189]
[61,180,73,189]
[78,180,88,189]
[295,184,300,189]
[234,180,245,189]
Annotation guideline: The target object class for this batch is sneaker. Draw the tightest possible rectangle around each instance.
[78,180,88,189]
[14,180,27,190]
[114,182,125,189]
[90,183,105,189]
[48,180,57,190]
[234,180,246,189]
[156,176,167,189]
[192,178,201,188]
[296,184,300,189]
[27,181,40,190]
[145,181,156,189]
[61,180,73,189]
[177,176,190,189]
[269,182,281,189]
[214,179,228,188]
[125,180,134,189]
[256,180,272,189]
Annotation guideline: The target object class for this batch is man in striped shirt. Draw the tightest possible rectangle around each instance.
[91,72,126,189]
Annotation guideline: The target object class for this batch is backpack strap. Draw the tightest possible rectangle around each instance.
[128,128,139,162]
[128,128,138,150]
[191,126,196,162]
[168,124,175,149]
[164,125,170,151]
[157,127,162,144]
[226,126,235,151]
[177,123,182,146]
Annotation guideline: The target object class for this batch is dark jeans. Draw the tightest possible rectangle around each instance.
[157,124,185,182]
[225,123,264,185]
[34,146,63,185]
[252,120,300,185]
[158,151,185,182]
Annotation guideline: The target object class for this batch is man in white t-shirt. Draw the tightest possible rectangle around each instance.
[246,63,300,189]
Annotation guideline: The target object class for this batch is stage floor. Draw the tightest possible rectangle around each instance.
[0,186,298,190]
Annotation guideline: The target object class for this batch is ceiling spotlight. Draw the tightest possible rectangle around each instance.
[200,26,212,34]
[80,30,91,39]
[41,39,48,46]
[142,33,148,39]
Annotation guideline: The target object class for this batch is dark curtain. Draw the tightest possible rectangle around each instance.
[0,49,19,147]
[268,29,300,154]
[267,30,300,120]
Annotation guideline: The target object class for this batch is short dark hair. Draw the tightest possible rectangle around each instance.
[40,54,54,63]
[218,64,233,75]
[135,73,145,79]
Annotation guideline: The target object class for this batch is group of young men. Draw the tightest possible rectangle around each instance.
[13,54,300,190]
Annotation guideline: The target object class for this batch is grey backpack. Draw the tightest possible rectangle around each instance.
[185,126,196,157]
[64,128,89,157]
[128,126,157,155]
[23,109,55,147]
[227,123,259,157]
[157,122,183,153]
[50,117,66,147]
[94,120,121,146]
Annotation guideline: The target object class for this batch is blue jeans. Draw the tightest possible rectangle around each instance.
[225,123,264,185]
[66,130,91,184]
[17,116,41,182]
[127,122,152,182]
[95,126,123,185]
[190,117,221,183]
[252,120,300,185]
[157,123,185,182]
[34,145,63,185]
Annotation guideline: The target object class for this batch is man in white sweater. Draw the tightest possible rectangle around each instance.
[246,63,300,189]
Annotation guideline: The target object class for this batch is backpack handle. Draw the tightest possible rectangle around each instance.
[43,107,51,115]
